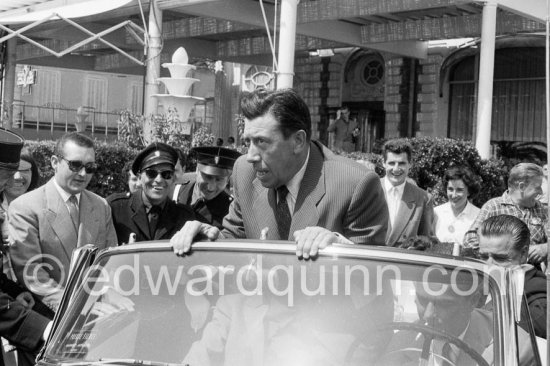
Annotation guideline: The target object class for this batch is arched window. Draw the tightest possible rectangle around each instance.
[448,47,546,142]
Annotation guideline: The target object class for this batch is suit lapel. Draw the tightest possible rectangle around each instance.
[77,191,99,247]
[44,180,76,263]
[289,142,325,239]
[130,193,151,240]
[388,182,416,245]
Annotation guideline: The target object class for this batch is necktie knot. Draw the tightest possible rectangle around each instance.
[277,185,289,202]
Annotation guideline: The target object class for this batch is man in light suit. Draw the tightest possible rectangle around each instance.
[172,88,388,258]
[9,132,118,311]
[381,139,433,246]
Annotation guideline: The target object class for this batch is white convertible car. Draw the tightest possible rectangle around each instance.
[36,241,545,366]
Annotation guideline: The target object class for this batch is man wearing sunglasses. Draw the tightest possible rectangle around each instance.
[109,142,195,244]
[9,132,118,312]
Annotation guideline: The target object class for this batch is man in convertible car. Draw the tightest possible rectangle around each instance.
[171,88,389,258]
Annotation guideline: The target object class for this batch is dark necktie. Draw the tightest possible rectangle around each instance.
[148,206,161,238]
[67,195,79,233]
[275,185,291,240]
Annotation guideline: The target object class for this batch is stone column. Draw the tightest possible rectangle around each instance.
[276,0,299,89]
[3,38,17,129]
[474,1,497,159]
[143,0,163,142]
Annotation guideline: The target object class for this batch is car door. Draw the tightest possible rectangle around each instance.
[38,244,99,360]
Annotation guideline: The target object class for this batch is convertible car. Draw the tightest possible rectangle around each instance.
[36,241,545,366]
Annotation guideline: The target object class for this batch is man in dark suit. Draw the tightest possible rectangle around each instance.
[171,88,388,258]
[380,139,433,246]
[0,129,52,366]
[174,146,241,229]
[478,214,547,338]
[9,132,118,312]
[109,142,195,244]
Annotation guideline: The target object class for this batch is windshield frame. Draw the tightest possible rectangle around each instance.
[41,240,510,365]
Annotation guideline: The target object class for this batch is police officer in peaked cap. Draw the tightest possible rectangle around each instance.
[0,128,53,366]
[108,142,195,245]
[174,146,241,229]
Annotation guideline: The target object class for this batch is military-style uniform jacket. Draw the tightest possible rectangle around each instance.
[108,191,195,245]
[175,174,233,229]
[0,236,52,366]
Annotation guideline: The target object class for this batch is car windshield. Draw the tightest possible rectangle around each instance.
[44,246,498,366]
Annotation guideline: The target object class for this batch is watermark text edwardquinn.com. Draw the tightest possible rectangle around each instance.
[24,253,503,306]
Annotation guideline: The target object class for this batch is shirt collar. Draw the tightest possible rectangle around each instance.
[141,190,167,213]
[445,201,476,217]
[383,176,406,194]
[53,178,81,204]
[285,149,310,201]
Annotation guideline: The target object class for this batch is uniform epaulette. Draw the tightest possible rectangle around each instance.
[107,192,131,203]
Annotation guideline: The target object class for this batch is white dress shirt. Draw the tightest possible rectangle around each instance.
[383,177,406,228]
[53,179,81,213]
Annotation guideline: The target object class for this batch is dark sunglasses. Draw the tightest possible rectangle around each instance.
[60,157,97,174]
[143,169,174,180]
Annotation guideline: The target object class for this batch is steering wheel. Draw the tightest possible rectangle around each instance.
[355,322,490,366]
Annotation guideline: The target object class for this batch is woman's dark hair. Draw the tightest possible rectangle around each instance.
[20,149,40,191]
[443,166,480,199]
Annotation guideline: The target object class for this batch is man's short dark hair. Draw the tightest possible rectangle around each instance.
[508,163,543,190]
[443,166,480,199]
[240,88,312,141]
[479,214,530,252]
[382,139,413,162]
[55,132,94,157]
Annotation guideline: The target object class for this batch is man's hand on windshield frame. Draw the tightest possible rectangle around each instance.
[171,220,220,255]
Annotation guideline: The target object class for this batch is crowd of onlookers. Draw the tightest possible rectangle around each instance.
[0,87,548,364]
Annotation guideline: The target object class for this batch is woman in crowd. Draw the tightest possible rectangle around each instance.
[433,166,480,246]
[1,150,40,278]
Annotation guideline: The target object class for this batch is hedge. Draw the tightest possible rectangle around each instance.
[24,140,139,198]
[23,136,509,205]
[335,137,508,207]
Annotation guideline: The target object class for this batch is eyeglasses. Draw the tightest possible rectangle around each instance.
[143,169,174,180]
[60,157,98,174]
